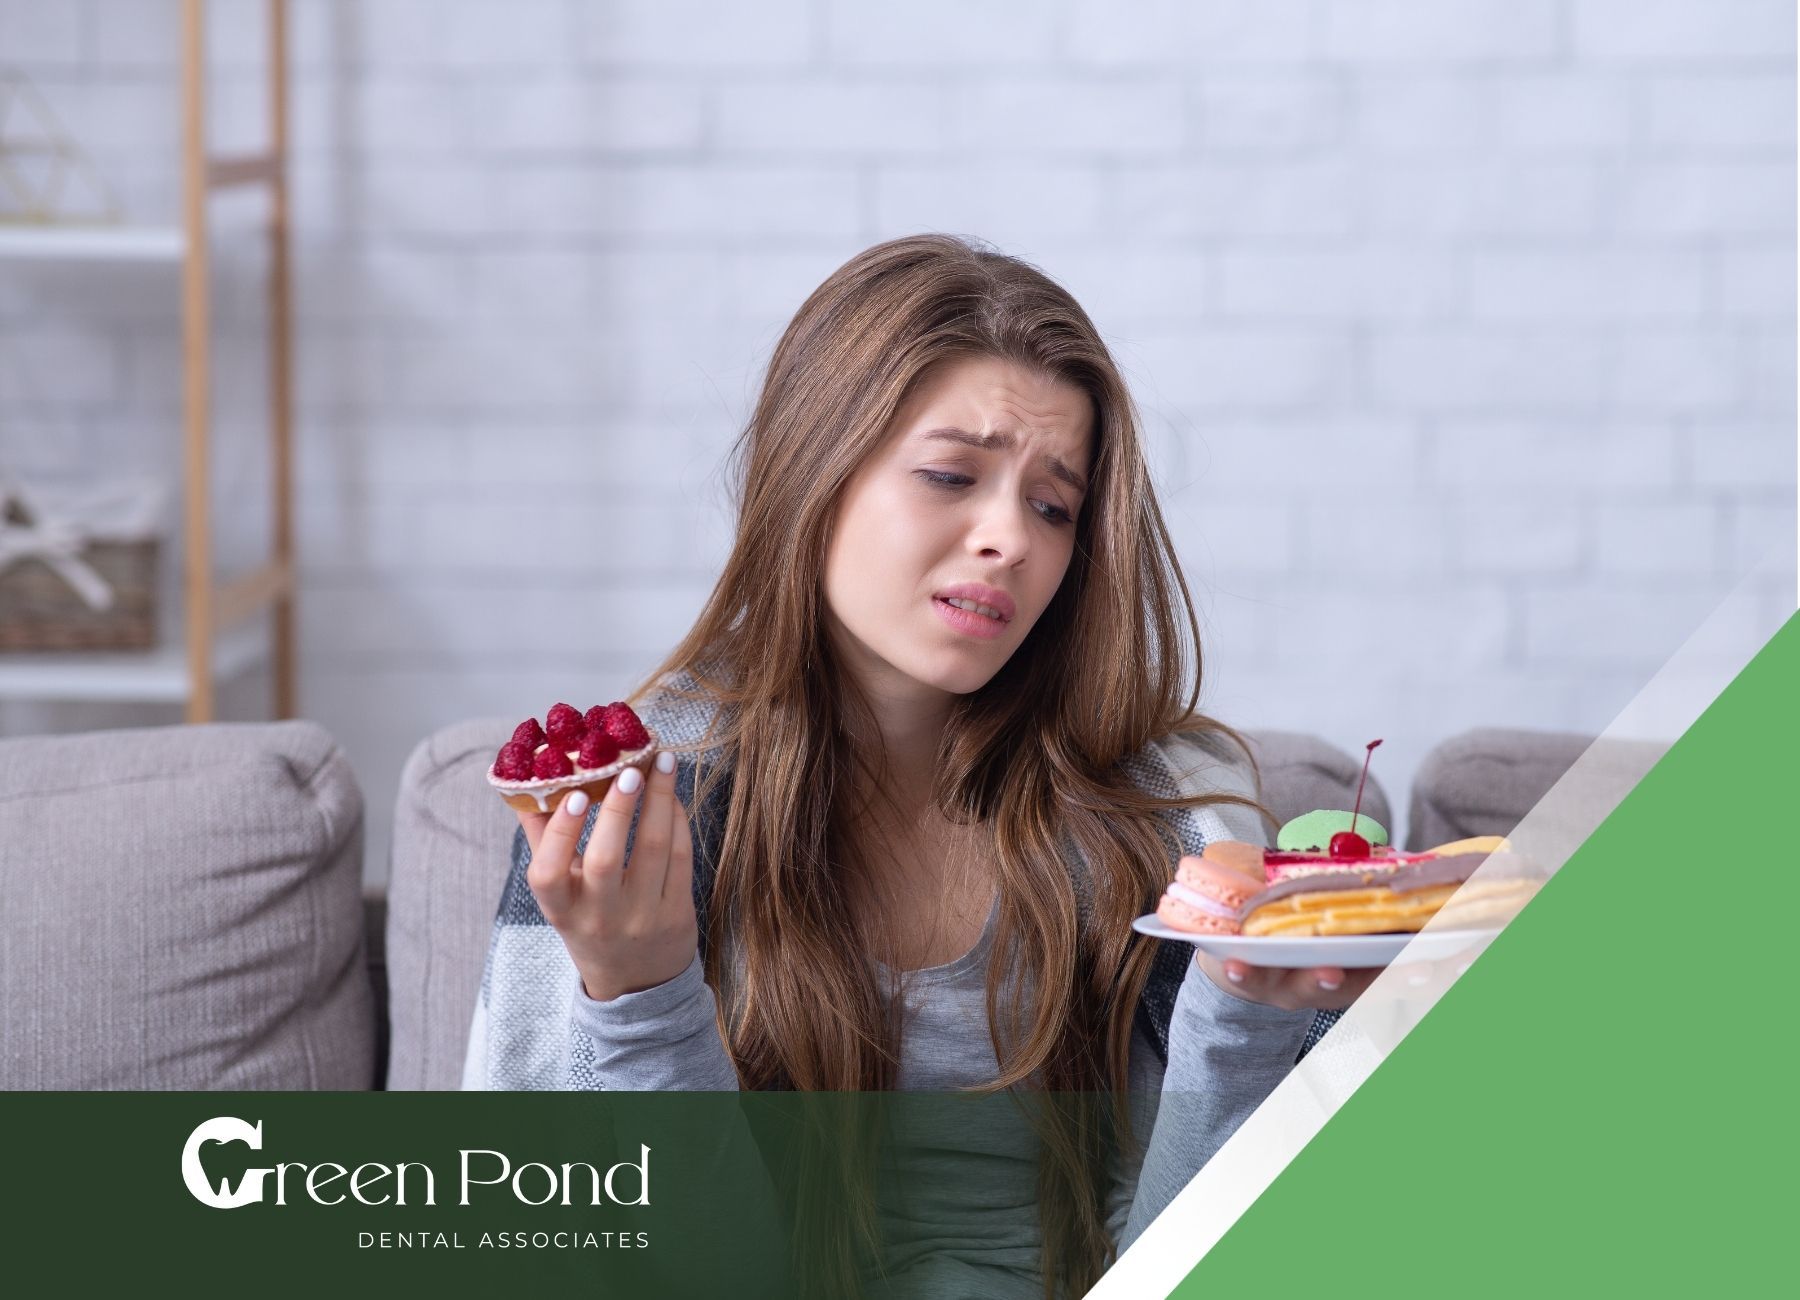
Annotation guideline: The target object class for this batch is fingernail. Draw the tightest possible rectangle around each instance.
[1317,976,1342,991]
[1225,969,1244,984]
[564,790,589,817]
[1408,970,1431,987]
[618,767,643,795]
[655,750,675,775]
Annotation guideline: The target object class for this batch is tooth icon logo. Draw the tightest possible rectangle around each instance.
[181,1117,270,1209]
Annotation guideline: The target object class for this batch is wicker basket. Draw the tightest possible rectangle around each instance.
[0,495,160,652]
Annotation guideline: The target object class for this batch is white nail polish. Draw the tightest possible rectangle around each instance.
[564,790,589,817]
[1225,969,1244,984]
[1318,978,1342,992]
[655,750,675,775]
[618,767,643,795]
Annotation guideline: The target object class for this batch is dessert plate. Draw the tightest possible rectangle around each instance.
[1131,915,1499,968]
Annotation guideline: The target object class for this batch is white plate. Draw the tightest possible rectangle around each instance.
[1131,915,1498,968]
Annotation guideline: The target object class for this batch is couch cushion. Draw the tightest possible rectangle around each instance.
[1406,727,1585,850]
[1405,726,1659,851]
[385,717,518,1091]
[0,719,373,1089]
[1244,729,1393,836]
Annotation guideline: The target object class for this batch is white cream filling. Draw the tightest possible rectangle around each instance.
[1166,880,1241,920]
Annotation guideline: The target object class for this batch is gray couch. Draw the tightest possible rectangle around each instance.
[0,719,1593,1091]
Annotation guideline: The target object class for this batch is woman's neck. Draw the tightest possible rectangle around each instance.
[840,667,956,815]
[821,607,958,797]
[834,665,995,965]
[866,719,945,815]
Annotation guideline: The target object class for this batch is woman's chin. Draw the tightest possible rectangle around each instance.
[908,653,1006,697]
[852,625,1014,698]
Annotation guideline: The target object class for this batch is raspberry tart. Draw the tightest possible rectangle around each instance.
[486,700,658,815]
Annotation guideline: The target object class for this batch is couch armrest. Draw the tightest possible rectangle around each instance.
[0,719,376,1090]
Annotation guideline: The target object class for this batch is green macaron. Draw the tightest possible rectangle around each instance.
[1277,808,1390,852]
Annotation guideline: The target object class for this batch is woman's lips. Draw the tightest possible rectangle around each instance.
[933,596,1010,640]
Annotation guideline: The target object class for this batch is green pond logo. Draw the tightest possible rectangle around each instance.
[179,1117,652,1210]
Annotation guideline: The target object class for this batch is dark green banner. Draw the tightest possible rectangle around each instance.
[1,1089,1147,1298]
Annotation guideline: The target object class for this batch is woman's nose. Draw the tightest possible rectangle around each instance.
[967,492,1032,563]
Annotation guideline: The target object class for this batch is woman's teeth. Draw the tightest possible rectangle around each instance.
[944,597,1003,621]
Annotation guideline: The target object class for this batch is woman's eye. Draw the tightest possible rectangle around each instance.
[913,469,1073,526]
[915,469,973,488]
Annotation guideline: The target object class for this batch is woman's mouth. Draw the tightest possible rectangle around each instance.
[933,596,1010,640]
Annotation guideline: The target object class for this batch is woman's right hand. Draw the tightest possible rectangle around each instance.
[513,748,699,1003]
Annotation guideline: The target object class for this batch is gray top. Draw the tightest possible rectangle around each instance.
[465,685,1325,1296]
[569,890,1314,1295]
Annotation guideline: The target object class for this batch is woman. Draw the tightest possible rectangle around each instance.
[463,234,1375,1296]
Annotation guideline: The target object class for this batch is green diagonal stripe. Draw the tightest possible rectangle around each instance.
[1170,609,1798,1298]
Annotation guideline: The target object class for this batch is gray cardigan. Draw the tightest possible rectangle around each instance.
[462,679,1338,1288]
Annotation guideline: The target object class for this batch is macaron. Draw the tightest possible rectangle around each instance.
[1202,838,1266,880]
[1156,849,1264,936]
[1277,808,1390,852]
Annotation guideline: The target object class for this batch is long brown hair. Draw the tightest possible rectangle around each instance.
[630,233,1266,1297]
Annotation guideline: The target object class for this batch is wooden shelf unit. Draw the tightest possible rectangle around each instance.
[0,225,184,261]
[0,0,296,724]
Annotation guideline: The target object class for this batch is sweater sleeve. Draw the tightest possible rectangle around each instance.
[463,805,741,1092]
[507,821,788,1289]
[569,952,742,1091]
[1104,728,1328,1252]
[1104,1024,1167,1248]
[1111,958,1315,1253]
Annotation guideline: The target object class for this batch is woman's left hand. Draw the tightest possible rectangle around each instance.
[1192,949,1379,1012]
[1193,947,1474,1012]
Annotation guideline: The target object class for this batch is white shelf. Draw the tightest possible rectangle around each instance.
[0,224,184,263]
[0,620,269,703]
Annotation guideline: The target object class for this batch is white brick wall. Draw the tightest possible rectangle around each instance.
[0,0,1792,880]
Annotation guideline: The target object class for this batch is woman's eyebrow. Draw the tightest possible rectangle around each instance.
[917,427,1088,495]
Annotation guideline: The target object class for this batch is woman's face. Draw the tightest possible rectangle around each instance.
[823,355,1094,703]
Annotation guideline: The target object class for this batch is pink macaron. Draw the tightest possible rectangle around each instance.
[1156,848,1264,936]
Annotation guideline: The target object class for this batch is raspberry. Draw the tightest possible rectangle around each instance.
[532,746,574,780]
[583,705,607,733]
[578,729,621,770]
[494,741,535,781]
[546,701,585,751]
[511,717,545,750]
[601,701,650,749]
